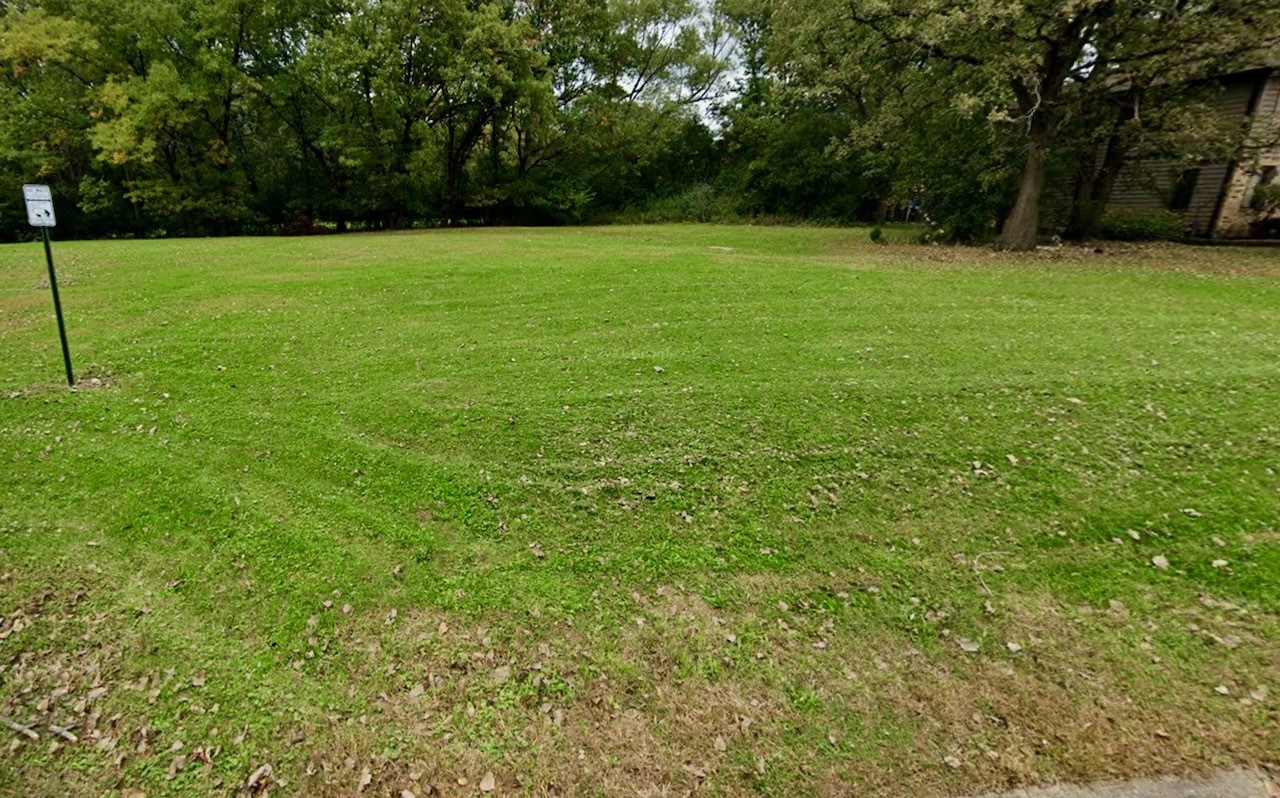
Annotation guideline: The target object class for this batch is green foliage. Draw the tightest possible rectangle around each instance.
[868,226,883,244]
[1099,209,1187,241]
[755,0,1280,248]
[0,0,726,237]
[2,0,1276,241]
[1251,182,1280,215]
[618,183,736,223]
[716,104,880,221]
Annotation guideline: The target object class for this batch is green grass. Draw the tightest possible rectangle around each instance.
[1,227,1277,797]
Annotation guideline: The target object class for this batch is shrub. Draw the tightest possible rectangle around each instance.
[1250,182,1280,216]
[1099,209,1187,241]
[869,226,885,244]
[613,184,738,224]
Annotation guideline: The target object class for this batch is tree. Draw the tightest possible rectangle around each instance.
[766,0,1280,248]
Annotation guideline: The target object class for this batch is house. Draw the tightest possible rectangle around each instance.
[1098,66,1279,238]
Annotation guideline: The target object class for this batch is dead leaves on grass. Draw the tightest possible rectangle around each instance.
[4,570,1276,798]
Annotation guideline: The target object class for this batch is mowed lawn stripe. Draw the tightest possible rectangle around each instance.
[1,226,1276,797]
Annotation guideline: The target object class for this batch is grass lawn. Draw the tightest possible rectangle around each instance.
[1,226,1277,797]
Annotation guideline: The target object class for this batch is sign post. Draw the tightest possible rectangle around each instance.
[23,184,74,387]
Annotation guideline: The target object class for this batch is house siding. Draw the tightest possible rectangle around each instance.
[1215,73,1280,236]
[1103,76,1260,236]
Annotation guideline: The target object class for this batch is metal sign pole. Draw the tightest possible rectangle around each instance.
[24,184,74,387]
[40,227,75,387]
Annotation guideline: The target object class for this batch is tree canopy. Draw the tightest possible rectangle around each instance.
[1,0,1276,246]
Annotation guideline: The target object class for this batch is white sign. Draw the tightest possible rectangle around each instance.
[23,184,56,228]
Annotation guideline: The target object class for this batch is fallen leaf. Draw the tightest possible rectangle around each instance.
[479,772,496,792]
[359,766,372,791]
[1006,642,1023,653]
[944,755,962,769]
[245,763,273,790]
[166,755,186,779]
[408,684,425,700]
[958,638,980,653]
[1151,555,1169,570]
[342,604,353,615]
[492,666,510,685]
[1212,559,1228,568]
[714,736,727,752]
[1215,685,1230,696]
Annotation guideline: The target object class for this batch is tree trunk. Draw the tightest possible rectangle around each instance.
[1077,133,1126,239]
[998,126,1052,250]
[1067,101,1134,239]
[1064,145,1099,239]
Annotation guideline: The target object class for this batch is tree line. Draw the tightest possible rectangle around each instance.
[2,0,1277,248]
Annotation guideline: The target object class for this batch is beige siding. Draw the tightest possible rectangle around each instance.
[1047,68,1276,237]
[1104,74,1264,236]
[1106,160,1229,235]
[1219,74,1263,118]
[1187,163,1231,232]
